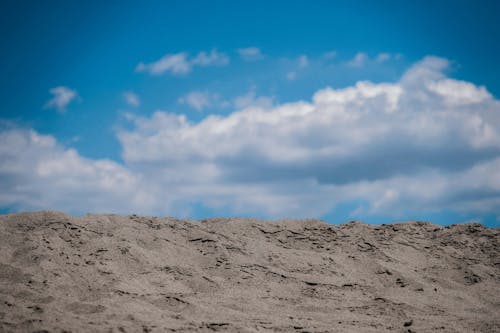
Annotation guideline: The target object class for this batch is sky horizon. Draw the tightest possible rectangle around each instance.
[1,1,499,226]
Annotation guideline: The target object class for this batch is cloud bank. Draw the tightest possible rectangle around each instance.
[2,57,499,221]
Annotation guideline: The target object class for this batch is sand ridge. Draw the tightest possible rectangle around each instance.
[0,211,499,332]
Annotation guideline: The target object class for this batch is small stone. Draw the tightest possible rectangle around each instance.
[404,319,413,327]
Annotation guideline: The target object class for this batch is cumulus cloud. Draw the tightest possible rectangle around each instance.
[44,86,78,113]
[0,129,152,214]
[123,91,140,107]
[3,56,500,221]
[237,47,264,61]
[136,49,229,76]
[118,56,500,217]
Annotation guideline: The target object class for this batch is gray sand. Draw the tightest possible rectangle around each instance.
[0,211,499,332]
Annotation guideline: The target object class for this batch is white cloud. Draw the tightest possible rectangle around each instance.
[0,129,152,214]
[178,91,223,111]
[3,56,500,221]
[136,52,191,75]
[44,86,78,113]
[237,47,264,61]
[118,56,500,217]
[136,49,229,76]
[347,52,367,67]
[233,90,274,109]
[191,49,229,67]
[427,79,491,106]
[123,91,140,107]
[179,89,273,111]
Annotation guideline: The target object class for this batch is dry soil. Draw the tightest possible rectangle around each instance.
[0,211,499,332]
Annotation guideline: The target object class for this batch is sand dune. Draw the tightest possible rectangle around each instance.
[0,211,498,332]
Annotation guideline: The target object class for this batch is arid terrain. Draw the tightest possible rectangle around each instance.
[0,211,498,332]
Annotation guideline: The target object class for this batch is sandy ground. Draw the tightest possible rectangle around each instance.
[0,211,498,333]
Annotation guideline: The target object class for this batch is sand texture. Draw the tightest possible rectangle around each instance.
[0,211,499,332]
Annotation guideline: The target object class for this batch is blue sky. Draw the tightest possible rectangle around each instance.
[1,1,499,226]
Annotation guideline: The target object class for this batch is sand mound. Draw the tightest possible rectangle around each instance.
[0,211,499,332]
